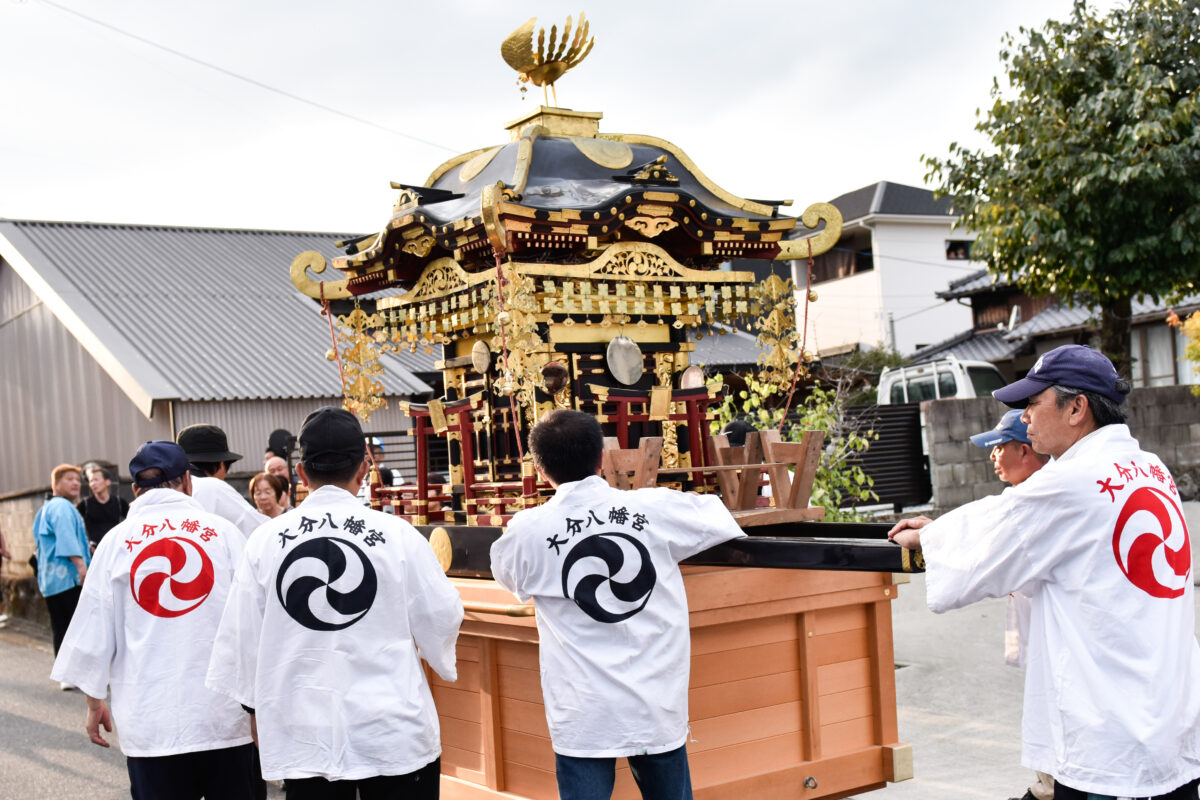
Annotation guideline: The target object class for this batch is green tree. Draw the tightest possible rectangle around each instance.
[925,0,1200,376]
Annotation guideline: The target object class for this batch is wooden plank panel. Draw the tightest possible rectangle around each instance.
[441,743,485,774]
[440,715,483,753]
[432,659,480,691]
[809,604,867,636]
[503,761,559,799]
[434,685,482,724]
[797,612,821,761]
[689,670,800,720]
[820,715,876,754]
[818,657,872,696]
[502,728,555,771]
[818,686,873,726]
[868,599,900,746]
[497,664,542,704]
[691,640,799,687]
[689,615,796,656]
[478,638,505,790]
[813,628,870,667]
[688,701,801,752]
[499,696,551,738]
[688,732,802,786]
[496,639,540,670]
[455,635,481,662]
[693,746,884,800]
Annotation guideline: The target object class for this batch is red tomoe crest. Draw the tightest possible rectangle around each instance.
[1112,486,1191,599]
[130,537,215,617]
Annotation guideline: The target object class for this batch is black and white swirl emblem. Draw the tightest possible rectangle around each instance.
[561,532,656,623]
[276,537,377,631]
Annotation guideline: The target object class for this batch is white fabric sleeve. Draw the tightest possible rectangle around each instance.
[488,526,527,602]
[49,536,118,697]
[206,545,266,708]
[920,473,1085,613]
[405,532,464,682]
[659,490,748,562]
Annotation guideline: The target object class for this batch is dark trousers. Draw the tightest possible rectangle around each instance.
[284,757,440,800]
[1054,777,1200,800]
[126,742,258,800]
[44,585,81,655]
[555,745,693,800]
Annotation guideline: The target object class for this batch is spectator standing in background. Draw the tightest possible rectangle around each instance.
[177,424,267,537]
[34,464,91,663]
[76,464,129,552]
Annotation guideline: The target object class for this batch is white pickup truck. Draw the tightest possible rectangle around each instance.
[878,356,1007,405]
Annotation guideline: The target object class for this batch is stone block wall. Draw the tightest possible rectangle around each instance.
[926,385,1199,510]
[0,494,50,624]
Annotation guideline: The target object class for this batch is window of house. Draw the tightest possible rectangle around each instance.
[945,240,973,260]
[809,229,874,284]
[1131,325,1180,387]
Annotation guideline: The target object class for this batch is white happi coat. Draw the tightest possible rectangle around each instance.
[920,424,1200,797]
[206,485,463,781]
[489,475,746,758]
[50,489,252,757]
[190,475,268,537]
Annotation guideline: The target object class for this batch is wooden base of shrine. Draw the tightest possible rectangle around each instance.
[434,569,912,800]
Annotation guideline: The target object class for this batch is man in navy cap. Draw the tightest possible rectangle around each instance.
[51,441,256,799]
[890,345,1200,800]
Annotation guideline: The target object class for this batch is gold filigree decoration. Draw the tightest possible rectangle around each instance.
[752,274,805,389]
[501,13,595,104]
[490,262,547,423]
[624,216,679,238]
[404,258,470,301]
[653,353,680,468]
[402,234,436,258]
[337,304,387,422]
[592,248,687,279]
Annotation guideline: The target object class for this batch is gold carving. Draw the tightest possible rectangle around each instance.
[501,13,595,105]
[593,248,685,279]
[571,137,633,168]
[624,216,679,238]
[429,527,453,573]
[459,146,503,183]
[403,258,471,301]
[402,234,436,258]
[775,202,843,260]
[336,305,387,421]
[290,251,352,300]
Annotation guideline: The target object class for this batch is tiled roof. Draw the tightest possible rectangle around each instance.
[909,328,1027,364]
[0,220,435,403]
[937,268,1017,300]
[1004,294,1200,341]
[828,181,955,224]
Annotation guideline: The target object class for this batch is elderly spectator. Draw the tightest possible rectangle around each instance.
[249,472,289,519]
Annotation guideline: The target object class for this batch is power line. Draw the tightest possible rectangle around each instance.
[38,0,460,154]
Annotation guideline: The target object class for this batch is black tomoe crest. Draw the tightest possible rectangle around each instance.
[561,532,656,623]
[276,537,377,631]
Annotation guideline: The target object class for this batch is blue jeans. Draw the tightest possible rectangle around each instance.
[555,744,692,800]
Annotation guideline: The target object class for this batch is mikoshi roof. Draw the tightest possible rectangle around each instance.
[0,219,435,417]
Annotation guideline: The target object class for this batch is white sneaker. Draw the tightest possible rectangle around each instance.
[0,614,9,628]
[59,682,75,691]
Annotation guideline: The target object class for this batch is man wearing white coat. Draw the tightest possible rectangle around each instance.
[50,441,256,799]
[889,345,1200,800]
[207,406,463,800]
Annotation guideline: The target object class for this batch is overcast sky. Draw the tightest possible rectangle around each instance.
[0,0,1119,234]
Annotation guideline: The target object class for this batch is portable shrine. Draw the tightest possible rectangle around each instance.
[291,14,916,799]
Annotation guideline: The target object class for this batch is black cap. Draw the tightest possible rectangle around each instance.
[177,424,243,463]
[266,428,294,458]
[299,407,365,471]
[130,441,191,487]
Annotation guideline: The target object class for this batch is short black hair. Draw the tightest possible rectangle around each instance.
[133,467,186,492]
[190,460,233,477]
[302,458,362,487]
[529,409,604,485]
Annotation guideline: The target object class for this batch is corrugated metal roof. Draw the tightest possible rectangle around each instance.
[688,324,766,367]
[909,328,1026,364]
[0,220,435,402]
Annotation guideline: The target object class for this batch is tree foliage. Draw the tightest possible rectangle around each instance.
[925,0,1200,375]
[710,377,879,521]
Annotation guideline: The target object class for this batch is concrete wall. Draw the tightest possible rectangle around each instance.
[927,385,1200,510]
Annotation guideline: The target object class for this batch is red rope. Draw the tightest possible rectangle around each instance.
[492,251,526,462]
[777,238,814,432]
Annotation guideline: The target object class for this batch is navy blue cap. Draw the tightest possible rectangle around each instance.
[129,441,191,487]
[969,409,1030,448]
[993,345,1128,408]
